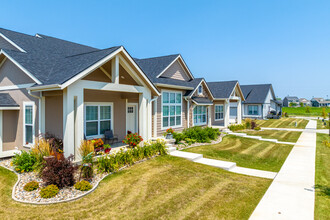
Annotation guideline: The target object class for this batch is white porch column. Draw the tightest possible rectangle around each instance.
[153,98,157,137]
[147,100,152,139]
[0,110,2,152]
[208,105,212,126]
[111,55,119,84]
[224,99,230,127]
[39,96,45,134]
[139,93,147,140]
[237,98,242,124]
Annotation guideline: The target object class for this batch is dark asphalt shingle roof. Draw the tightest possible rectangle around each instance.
[284,96,299,101]
[191,96,213,105]
[0,93,19,107]
[0,28,121,85]
[207,81,238,99]
[240,84,272,104]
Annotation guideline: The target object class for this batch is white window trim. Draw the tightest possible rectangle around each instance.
[23,101,35,147]
[193,105,207,126]
[84,102,114,139]
[247,105,259,116]
[214,104,224,121]
[161,90,183,130]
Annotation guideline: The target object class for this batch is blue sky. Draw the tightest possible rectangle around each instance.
[1,0,329,99]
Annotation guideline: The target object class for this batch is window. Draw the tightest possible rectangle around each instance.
[24,102,34,145]
[162,91,182,128]
[85,104,112,137]
[215,105,224,120]
[248,105,259,115]
[193,106,207,125]
[198,85,202,95]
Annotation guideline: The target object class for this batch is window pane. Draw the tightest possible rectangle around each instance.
[220,106,223,112]
[86,106,98,121]
[197,106,201,114]
[170,93,176,103]
[25,106,33,124]
[100,120,111,135]
[202,115,206,122]
[100,106,111,120]
[163,117,168,127]
[194,107,197,114]
[163,92,169,103]
[176,93,181,103]
[170,117,175,126]
[86,121,98,136]
[25,125,33,144]
[163,106,169,116]
[176,116,181,125]
[176,106,181,115]
[170,106,175,116]
[194,115,197,123]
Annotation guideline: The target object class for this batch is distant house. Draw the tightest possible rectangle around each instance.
[283,96,299,107]
[299,98,311,106]
[241,84,282,119]
[311,98,330,107]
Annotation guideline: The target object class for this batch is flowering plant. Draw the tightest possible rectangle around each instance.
[122,133,143,148]
[166,128,174,134]
[91,138,104,148]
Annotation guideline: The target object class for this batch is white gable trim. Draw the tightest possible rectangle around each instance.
[0,50,42,85]
[156,55,194,80]
[0,33,26,53]
[0,83,35,91]
[229,82,245,101]
[187,79,214,99]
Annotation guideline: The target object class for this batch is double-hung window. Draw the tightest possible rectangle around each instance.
[248,105,259,115]
[162,92,182,128]
[198,85,202,95]
[193,106,207,125]
[24,102,34,145]
[214,105,224,120]
[85,103,112,137]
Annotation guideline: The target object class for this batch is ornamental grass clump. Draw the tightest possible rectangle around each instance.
[40,184,59,198]
[74,180,93,191]
[23,181,39,191]
[79,140,95,158]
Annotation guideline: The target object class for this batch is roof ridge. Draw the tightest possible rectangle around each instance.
[0,27,36,38]
[207,80,238,83]
[65,46,120,58]
[137,54,180,60]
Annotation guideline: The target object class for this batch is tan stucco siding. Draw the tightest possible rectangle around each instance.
[82,68,111,83]
[0,59,35,87]
[156,87,188,136]
[119,65,139,86]
[211,100,225,126]
[45,94,63,138]
[0,89,39,151]
[160,60,190,81]
[84,90,139,140]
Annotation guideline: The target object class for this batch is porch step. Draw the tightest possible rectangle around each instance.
[166,147,177,153]
[194,158,236,171]
[169,151,203,162]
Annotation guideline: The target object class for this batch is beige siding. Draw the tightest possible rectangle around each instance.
[0,59,35,87]
[45,93,63,138]
[119,65,139,86]
[211,100,225,126]
[160,60,190,81]
[2,110,19,151]
[82,68,111,83]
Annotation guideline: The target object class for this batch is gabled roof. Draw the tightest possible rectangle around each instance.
[284,96,299,100]
[0,93,19,107]
[191,97,213,105]
[207,80,239,99]
[241,84,274,104]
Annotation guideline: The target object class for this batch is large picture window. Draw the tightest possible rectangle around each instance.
[215,105,224,120]
[24,102,34,145]
[193,106,207,125]
[162,91,182,128]
[248,105,259,115]
[85,103,112,137]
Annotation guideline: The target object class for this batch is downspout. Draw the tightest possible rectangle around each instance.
[185,97,190,128]
[149,96,159,138]
[28,90,42,135]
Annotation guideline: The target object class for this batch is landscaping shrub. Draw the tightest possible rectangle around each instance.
[322,108,327,119]
[251,121,257,130]
[79,140,94,158]
[183,127,210,143]
[12,151,36,173]
[245,118,252,129]
[97,139,167,173]
[300,102,304,107]
[31,138,53,172]
[228,124,246,132]
[40,184,59,198]
[41,154,77,188]
[306,106,311,113]
[254,126,261,131]
[80,152,94,180]
[74,180,92,191]
[23,181,39,191]
[122,132,143,148]
[173,132,185,144]
[185,138,197,145]
[42,133,63,153]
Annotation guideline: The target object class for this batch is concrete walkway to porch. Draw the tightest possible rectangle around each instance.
[249,120,317,220]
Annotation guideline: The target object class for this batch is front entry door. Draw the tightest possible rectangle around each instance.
[127,104,138,133]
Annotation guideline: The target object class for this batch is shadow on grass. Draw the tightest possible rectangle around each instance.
[315,184,330,197]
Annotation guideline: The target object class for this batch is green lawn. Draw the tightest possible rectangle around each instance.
[184,135,293,172]
[315,134,330,219]
[283,107,330,117]
[238,130,302,143]
[257,118,308,129]
[0,156,271,219]
[317,120,330,129]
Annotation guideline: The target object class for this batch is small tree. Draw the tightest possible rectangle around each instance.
[300,102,304,107]
[289,102,293,107]
[306,106,311,113]
[321,108,327,119]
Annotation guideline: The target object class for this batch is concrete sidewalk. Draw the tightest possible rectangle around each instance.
[250,120,316,220]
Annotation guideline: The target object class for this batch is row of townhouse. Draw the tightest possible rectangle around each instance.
[0,28,281,159]
[283,96,330,107]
